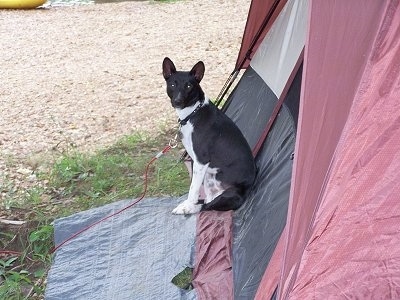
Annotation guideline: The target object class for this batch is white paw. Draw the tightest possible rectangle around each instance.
[172,201,202,215]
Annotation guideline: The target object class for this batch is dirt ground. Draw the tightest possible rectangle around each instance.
[0,0,250,200]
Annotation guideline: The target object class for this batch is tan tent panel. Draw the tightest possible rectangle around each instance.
[235,0,288,69]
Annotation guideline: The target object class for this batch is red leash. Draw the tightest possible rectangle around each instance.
[50,145,173,254]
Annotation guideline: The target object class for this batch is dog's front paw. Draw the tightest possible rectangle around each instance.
[172,201,202,215]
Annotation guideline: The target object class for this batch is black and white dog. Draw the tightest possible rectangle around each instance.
[162,57,256,214]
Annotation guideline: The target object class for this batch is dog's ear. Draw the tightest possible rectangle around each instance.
[162,57,176,80]
[190,61,205,83]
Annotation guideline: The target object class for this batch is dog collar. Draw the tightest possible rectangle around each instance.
[178,102,204,126]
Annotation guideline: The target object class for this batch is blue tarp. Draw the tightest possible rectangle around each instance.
[46,196,197,300]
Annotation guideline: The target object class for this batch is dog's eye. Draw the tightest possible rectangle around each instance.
[169,83,175,88]
[186,83,192,89]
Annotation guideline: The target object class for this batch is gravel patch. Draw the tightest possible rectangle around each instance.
[0,0,250,203]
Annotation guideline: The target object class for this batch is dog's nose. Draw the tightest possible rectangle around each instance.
[173,99,182,105]
[173,92,184,107]
[173,99,183,108]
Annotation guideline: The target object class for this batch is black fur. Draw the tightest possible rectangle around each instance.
[163,57,256,211]
[163,57,205,109]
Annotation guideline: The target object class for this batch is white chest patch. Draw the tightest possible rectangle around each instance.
[171,97,228,214]
[180,121,196,161]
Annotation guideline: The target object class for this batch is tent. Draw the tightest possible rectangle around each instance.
[46,0,400,299]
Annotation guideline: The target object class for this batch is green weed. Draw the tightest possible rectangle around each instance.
[0,260,31,300]
[171,266,193,290]
[0,223,53,299]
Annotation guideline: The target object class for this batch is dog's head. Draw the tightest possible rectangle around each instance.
[162,57,205,109]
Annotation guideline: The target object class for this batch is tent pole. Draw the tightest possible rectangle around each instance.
[215,70,240,109]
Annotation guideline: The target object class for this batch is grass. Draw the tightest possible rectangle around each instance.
[0,129,190,299]
[50,131,189,215]
[0,222,53,299]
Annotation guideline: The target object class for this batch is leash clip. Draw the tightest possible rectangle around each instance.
[169,133,179,149]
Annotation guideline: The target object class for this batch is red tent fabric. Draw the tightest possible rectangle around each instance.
[254,0,400,298]
[285,1,400,297]
[192,211,234,298]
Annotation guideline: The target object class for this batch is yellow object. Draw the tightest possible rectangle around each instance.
[0,0,46,9]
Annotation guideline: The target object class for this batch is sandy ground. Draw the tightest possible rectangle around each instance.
[0,0,250,193]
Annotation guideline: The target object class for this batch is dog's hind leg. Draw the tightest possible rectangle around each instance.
[203,167,225,204]
[201,187,245,211]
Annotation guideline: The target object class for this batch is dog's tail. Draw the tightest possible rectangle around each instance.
[201,187,245,211]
